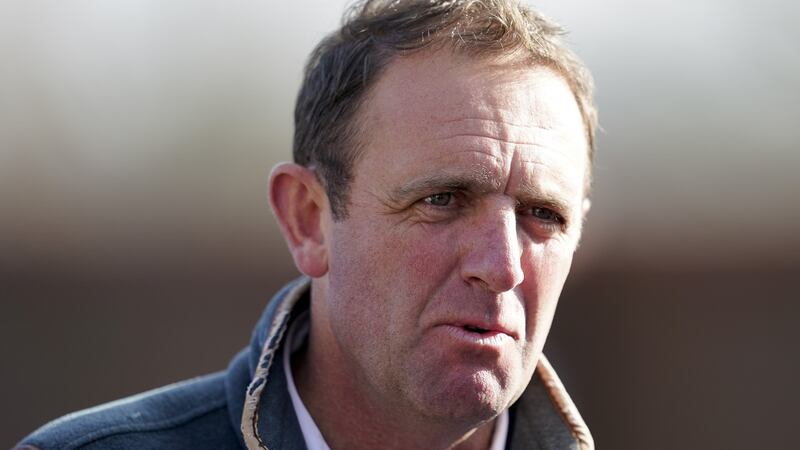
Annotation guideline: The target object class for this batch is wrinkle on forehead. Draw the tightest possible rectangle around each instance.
[430,133,586,174]
[358,49,589,198]
[424,127,587,198]
[388,146,579,210]
[434,119,552,145]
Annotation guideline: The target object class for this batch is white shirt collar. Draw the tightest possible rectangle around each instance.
[283,311,509,450]
[283,311,331,450]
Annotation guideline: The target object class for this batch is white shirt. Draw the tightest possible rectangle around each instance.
[282,312,509,450]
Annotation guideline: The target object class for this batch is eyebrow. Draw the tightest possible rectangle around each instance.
[389,171,573,215]
[390,171,500,202]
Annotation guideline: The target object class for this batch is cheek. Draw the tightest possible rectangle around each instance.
[371,220,461,281]
[404,238,458,283]
[327,221,457,337]
[521,241,575,340]
[382,226,461,323]
[528,241,574,292]
[326,227,387,331]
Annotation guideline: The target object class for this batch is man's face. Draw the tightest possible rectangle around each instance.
[321,50,589,423]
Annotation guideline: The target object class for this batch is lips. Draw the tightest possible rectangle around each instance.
[463,324,490,334]
[454,320,516,339]
[434,324,512,348]
[432,317,517,347]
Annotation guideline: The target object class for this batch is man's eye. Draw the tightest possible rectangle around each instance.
[424,193,453,207]
[531,207,562,223]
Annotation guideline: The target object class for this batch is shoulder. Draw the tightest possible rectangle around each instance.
[16,372,241,450]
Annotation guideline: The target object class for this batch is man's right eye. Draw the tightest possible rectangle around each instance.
[424,193,453,207]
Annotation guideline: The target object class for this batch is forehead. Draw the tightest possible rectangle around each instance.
[355,50,588,200]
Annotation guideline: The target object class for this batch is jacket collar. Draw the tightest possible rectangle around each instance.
[231,277,594,450]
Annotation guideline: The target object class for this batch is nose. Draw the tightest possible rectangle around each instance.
[460,207,525,293]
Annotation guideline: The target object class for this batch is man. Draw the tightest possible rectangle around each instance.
[17,0,597,449]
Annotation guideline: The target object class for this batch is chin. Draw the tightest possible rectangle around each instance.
[408,368,516,423]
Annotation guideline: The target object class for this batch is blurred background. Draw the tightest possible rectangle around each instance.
[1,0,798,448]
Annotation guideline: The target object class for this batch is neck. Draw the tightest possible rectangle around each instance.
[293,299,498,450]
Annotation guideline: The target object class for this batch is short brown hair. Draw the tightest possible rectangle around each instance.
[293,0,597,219]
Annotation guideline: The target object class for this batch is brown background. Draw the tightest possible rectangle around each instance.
[2,1,799,448]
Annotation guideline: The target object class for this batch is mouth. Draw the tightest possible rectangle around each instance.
[463,324,492,334]
[435,322,515,347]
[457,320,516,338]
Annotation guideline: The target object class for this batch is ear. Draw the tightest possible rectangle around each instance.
[269,162,329,278]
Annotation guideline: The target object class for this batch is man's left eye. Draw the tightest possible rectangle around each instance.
[424,193,453,207]
[531,207,562,223]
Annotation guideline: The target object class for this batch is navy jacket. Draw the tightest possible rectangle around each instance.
[16,278,593,450]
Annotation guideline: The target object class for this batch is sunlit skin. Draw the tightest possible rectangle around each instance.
[270,49,590,450]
